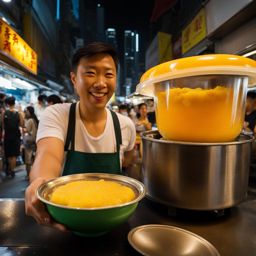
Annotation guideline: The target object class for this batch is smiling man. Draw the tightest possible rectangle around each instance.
[25,42,136,230]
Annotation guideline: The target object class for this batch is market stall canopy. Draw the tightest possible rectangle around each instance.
[126,92,154,105]
[46,79,64,91]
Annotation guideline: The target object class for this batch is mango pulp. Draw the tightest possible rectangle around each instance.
[156,86,244,142]
[50,179,136,208]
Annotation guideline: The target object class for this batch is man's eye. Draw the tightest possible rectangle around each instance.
[106,73,114,78]
[85,71,95,75]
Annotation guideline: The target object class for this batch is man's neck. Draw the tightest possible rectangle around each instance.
[79,104,106,123]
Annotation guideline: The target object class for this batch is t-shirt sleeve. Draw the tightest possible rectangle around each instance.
[127,119,136,151]
[36,104,70,143]
[119,114,136,152]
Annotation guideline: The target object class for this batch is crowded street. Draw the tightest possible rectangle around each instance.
[1,0,256,255]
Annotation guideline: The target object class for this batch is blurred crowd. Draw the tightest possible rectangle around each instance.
[244,91,256,134]
[111,100,156,128]
[109,99,156,159]
[0,92,64,180]
[244,91,256,164]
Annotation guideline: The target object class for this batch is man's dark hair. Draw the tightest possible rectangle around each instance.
[0,92,6,101]
[47,94,63,104]
[138,103,147,110]
[5,96,15,106]
[0,92,6,109]
[247,91,256,99]
[71,41,119,73]
[38,94,47,102]
[119,104,128,111]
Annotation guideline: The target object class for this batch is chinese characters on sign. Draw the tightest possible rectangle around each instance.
[0,19,37,74]
[181,8,207,54]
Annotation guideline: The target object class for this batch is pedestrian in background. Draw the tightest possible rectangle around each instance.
[3,96,24,178]
[244,91,256,133]
[0,92,6,173]
[34,94,47,120]
[23,106,39,180]
[118,104,129,116]
[46,94,63,105]
[134,103,152,158]
[135,103,152,132]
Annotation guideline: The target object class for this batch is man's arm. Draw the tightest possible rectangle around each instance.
[25,137,67,231]
[30,137,65,181]
[123,149,135,168]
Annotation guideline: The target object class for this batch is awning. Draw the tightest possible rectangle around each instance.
[0,59,48,90]
[46,79,64,91]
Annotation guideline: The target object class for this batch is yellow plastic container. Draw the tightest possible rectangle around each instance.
[136,54,256,142]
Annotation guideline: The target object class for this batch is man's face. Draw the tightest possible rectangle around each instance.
[70,53,117,111]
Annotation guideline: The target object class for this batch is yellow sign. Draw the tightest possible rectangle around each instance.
[158,32,172,63]
[182,8,207,54]
[0,19,37,74]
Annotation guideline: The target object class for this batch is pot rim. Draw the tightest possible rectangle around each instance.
[141,130,254,146]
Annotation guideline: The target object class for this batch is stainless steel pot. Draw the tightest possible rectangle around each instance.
[141,130,254,210]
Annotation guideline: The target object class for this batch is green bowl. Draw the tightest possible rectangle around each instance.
[37,173,145,236]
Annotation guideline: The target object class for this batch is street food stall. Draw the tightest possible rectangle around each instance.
[0,197,256,255]
[2,54,256,255]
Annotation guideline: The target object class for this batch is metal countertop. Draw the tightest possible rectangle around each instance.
[0,197,256,255]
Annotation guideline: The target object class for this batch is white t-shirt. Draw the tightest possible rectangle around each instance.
[36,102,136,166]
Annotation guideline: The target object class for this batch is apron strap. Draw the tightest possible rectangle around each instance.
[64,102,76,151]
[110,110,122,152]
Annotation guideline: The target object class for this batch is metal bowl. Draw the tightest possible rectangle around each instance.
[37,173,145,236]
[128,224,220,256]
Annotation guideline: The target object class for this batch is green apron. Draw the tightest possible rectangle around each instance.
[62,103,122,176]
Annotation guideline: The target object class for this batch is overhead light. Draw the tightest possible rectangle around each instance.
[0,76,16,90]
[12,78,36,90]
[243,50,256,58]
[46,79,63,91]
[1,17,10,25]
[135,34,139,52]
[2,0,12,3]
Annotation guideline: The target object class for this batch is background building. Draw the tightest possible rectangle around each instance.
[123,30,140,96]
[105,28,117,49]
[146,0,256,65]
[0,0,67,105]
[0,0,152,102]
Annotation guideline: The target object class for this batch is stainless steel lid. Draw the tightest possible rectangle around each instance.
[128,224,220,256]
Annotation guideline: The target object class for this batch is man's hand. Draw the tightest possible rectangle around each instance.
[25,177,68,232]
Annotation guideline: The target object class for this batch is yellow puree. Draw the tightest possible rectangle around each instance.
[50,179,136,208]
[156,86,243,142]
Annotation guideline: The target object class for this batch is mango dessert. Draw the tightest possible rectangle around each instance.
[50,179,136,208]
[155,86,244,142]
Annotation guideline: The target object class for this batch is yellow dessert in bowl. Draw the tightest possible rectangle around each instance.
[37,173,145,236]
[50,179,136,208]
[155,85,244,142]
